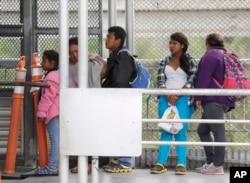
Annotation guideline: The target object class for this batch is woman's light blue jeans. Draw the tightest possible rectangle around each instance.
[111,157,131,167]
[46,116,59,168]
[157,95,193,167]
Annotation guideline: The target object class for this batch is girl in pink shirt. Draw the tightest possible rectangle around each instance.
[36,50,59,175]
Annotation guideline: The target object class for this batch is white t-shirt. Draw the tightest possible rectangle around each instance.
[165,65,187,89]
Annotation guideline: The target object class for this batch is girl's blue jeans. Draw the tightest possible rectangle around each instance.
[46,116,59,168]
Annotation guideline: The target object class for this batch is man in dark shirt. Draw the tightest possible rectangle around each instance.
[102,26,137,173]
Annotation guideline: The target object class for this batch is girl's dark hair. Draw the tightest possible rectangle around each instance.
[206,33,224,47]
[170,32,190,75]
[108,26,126,48]
[43,50,59,69]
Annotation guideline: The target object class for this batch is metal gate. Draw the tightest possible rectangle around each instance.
[0,0,102,169]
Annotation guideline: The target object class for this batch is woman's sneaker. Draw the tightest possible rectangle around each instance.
[201,163,224,175]
[175,164,186,175]
[195,163,209,173]
[150,163,167,174]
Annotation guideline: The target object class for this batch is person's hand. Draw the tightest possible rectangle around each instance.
[37,117,45,122]
[195,101,202,109]
[166,95,178,105]
[88,53,98,60]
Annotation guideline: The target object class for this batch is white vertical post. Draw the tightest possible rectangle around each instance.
[59,155,69,183]
[59,0,69,182]
[78,0,89,182]
[78,0,88,89]
[78,156,88,183]
[59,0,69,89]
[91,156,99,183]
[108,0,117,27]
[126,0,135,168]
[126,0,134,52]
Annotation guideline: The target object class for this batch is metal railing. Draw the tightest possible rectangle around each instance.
[142,88,250,146]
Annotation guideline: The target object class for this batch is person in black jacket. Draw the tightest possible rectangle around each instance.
[102,26,137,173]
[102,26,137,88]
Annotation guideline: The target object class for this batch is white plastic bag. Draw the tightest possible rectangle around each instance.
[158,106,183,134]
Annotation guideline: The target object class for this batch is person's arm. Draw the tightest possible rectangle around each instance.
[196,51,219,89]
[157,58,168,88]
[89,53,107,79]
[94,55,107,79]
[37,75,59,120]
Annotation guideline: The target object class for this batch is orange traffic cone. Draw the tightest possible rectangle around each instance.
[4,56,26,174]
[31,53,48,167]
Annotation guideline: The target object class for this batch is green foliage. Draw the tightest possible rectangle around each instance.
[134,36,250,60]
[39,37,60,54]
[38,36,100,55]
[224,36,250,59]
[135,38,164,59]
[188,37,206,59]
[0,38,21,58]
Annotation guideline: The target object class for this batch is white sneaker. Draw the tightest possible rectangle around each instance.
[195,163,209,173]
[201,163,224,175]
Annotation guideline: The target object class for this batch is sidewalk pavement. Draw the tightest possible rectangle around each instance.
[1,169,230,183]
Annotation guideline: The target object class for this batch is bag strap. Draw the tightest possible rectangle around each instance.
[212,77,223,89]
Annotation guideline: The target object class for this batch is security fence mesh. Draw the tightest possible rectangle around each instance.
[134,0,250,166]
[0,0,102,85]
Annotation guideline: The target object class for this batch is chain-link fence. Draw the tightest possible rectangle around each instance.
[0,0,102,85]
[134,0,250,167]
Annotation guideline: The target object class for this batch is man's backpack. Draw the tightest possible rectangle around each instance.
[118,49,152,89]
[213,50,250,101]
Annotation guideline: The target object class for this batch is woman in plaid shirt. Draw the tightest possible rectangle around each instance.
[150,32,198,175]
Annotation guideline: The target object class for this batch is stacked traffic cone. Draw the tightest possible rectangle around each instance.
[30,53,48,167]
[4,56,27,174]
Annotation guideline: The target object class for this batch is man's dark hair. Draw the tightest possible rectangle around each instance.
[69,37,78,46]
[108,26,126,48]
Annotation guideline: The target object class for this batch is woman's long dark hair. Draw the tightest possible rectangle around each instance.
[170,32,190,75]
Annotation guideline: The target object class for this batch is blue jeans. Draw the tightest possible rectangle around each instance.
[46,116,59,168]
[112,157,131,167]
[157,95,193,166]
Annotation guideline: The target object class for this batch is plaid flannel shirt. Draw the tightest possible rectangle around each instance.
[157,55,198,106]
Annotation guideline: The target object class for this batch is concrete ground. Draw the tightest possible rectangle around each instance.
[1,169,229,183]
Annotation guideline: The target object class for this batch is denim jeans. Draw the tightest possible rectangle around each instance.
[46,116,59,168]
[157,95,193,166]
[112,157,131,167]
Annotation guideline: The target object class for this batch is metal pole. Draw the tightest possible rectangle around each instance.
[143,119,250,124]
[78,0,88,89]
[126,0,134,52]
[78,0,89,182]
[59,0,69,182]
[108,0,116,27]
[59,0,69,89]
[141,88,250,96]
[142,141,250,146]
